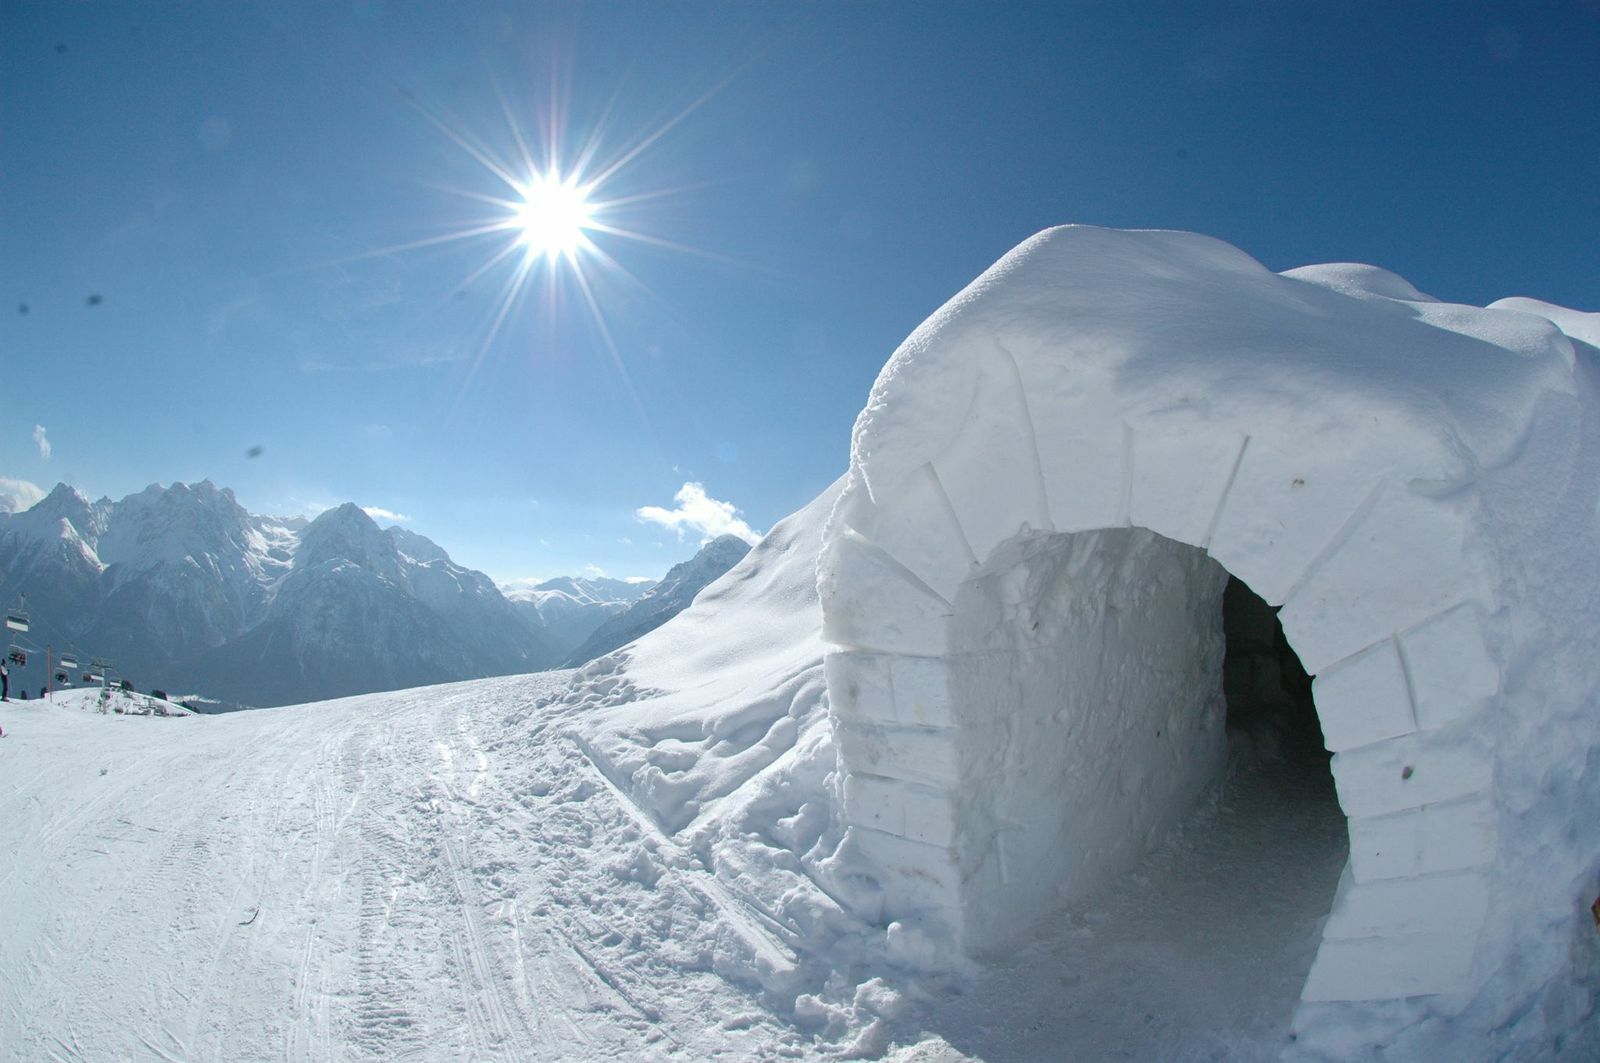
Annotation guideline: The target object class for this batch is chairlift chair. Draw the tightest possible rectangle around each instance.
[5,595,29,633]
[58,652,79,670]
[6,646,24,668]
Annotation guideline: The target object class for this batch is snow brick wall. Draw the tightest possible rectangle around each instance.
[818,226,1600,1053]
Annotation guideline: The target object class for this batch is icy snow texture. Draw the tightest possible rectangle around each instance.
[815,225,1600,1058]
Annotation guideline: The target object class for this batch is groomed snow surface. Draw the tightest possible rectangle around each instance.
[5,226,1600,1061]
[3,680,828,1061]
[0,665,1344,1061]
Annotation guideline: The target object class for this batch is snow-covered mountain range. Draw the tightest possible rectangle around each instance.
[0,481,680,706]
[560,533,751,667]
[500,575,655,661]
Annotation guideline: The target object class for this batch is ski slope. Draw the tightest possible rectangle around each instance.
[0,677,1371,1061]
[0,674,1358,1063]
[0,682,818,1061]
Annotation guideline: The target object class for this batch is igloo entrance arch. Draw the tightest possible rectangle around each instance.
[944,524,1235,948]
[816,226,1597,1024]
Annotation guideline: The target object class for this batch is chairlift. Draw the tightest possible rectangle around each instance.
[54,671,68,686]
[5,595,29,633]
[6,646,24,668]
[58,652,79,671]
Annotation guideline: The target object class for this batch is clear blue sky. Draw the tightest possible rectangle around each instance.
[3,2,1596,582]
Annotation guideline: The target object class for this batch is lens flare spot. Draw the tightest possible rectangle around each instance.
[512,174,594,259]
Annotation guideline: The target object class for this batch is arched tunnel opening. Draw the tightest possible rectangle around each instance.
[1220,574,1327,769]
[940,526,1349,1050]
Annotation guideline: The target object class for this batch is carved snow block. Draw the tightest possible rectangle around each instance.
[1312,638,1416,752]
[820,532,953,656]
[1399,605,1500,730]
[932,354,1051,564]
[1281,486,1482,675]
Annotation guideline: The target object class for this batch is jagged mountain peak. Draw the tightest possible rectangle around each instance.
[648,535,752,598]
[6,482,108,545]
[314,501,375,526]
[94,479,264,577]
[43,481,90,505]
[297,504,395,570]
[129,478,240,511]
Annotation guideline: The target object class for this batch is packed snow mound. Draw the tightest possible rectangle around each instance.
[46,685,196,717]
[517,481,865,1029]
[565,481,841,835]
[1489,295,1600,350]
[818,224,1600,1059]
[1278,261,1440,302]
[846,226,1570,509]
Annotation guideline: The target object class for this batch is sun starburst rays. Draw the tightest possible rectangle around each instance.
[351,73,751,425]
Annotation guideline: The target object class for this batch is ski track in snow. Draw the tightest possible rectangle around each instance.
[0,679,812,1062]
[0,674,1365,1063]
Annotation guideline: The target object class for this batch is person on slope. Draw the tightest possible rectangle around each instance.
[1,658,8,701]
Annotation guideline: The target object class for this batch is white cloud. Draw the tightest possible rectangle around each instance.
[635,482,759,544]
[581,563,607,578]
[0,476,46,514]
[32,425,50,460]
[362,505,410,523]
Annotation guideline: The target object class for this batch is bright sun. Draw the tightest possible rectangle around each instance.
[384,82,723,373]
[512,173,595,259]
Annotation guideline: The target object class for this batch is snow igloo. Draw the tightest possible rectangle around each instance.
[818,226,1600,1048]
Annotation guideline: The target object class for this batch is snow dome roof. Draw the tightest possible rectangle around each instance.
[818,225,1600,1057]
